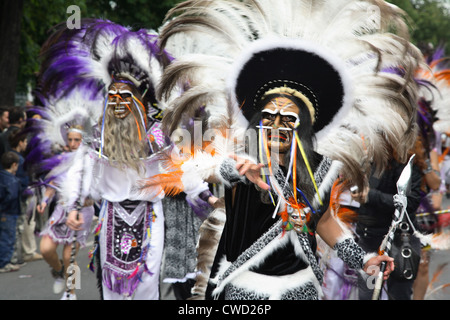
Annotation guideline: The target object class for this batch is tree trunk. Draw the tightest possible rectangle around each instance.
[0,0,24,106]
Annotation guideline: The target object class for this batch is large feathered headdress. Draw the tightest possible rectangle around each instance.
[155,0,423,189]
[28,19,172,180]
[39,18,171,103]
[38,19,172,151]
[25,88,102,187]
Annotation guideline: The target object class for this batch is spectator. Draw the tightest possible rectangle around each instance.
[0,106,26,157]
[0,107,10,158]
[0,152,24,273]
[8,128,43,264]
[8,128,29,190]
[0,107,9,132]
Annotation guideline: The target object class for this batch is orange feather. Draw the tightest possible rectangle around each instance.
[139,170,184,197]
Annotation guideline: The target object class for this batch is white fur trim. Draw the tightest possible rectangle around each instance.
[363,252,378,267]
[220,266,322,300]
[212,230,317,298]
[226,37,354,139]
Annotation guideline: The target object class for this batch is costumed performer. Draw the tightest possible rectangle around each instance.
[37,19,211,300]
[413,47,450,299]
[141,0,424,300]
[37,124,95,300]
[25,89,104,299]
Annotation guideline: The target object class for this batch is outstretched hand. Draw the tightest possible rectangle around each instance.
[229,154,270,191]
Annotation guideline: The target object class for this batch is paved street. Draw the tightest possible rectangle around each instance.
[1,199,449,300]
[0,229,100,300]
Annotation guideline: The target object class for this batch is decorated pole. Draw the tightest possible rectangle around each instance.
[372,154,415,300]
[66,212,80,299]
[416,209,450,217]
[65,157,84,298]
[65,117,92,299]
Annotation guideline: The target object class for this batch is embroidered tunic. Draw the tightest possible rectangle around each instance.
[63,145,166,299]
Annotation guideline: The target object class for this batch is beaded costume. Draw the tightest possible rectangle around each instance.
[34,19,209,299]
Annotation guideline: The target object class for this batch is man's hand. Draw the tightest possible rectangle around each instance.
[364,254,395,281]
[66,210,84,231]
[230,154,270,191]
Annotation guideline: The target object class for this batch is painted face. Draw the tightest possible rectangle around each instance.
[261,96,300,153]
[107,82,135,119]
[67,131,82,152]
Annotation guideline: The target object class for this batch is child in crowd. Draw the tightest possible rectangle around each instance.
[0,152,24,273]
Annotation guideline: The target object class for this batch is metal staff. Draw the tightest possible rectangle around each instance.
[372,154,415,300]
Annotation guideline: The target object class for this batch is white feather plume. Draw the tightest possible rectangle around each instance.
[157,0,423,187]
[40,89,102,148]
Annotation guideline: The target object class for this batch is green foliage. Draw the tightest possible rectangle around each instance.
[17,0,182,94]
[18,0,89,93]
[83,0,179,30]
[17,0,450,94]
[387,0,450,48]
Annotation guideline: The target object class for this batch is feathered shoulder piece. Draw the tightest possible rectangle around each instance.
[155,0,424,188]
[416,47,450,134]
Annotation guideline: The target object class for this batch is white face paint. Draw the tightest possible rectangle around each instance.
[107,83,134,119]
[259,96,301,154]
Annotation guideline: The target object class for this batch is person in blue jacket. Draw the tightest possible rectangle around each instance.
[0,151,24,272]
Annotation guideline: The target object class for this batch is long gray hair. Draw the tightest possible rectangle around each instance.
[100,103,150,173]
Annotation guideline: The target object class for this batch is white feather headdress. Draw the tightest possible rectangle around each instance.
[156,0,424,188]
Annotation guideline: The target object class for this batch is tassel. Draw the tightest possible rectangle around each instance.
[294,125,322,205]
[87,242,98,272]
[259,120,276,205]
[128,262,141,280]
[99,97,108,158]
[144,262,154,276]
[94,222,102,236]
[88,259,95,272]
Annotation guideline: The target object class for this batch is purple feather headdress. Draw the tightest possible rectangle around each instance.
[28,19,173,178]
[39,18,172,102]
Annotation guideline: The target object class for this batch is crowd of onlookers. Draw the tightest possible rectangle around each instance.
[0,105,44,273]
